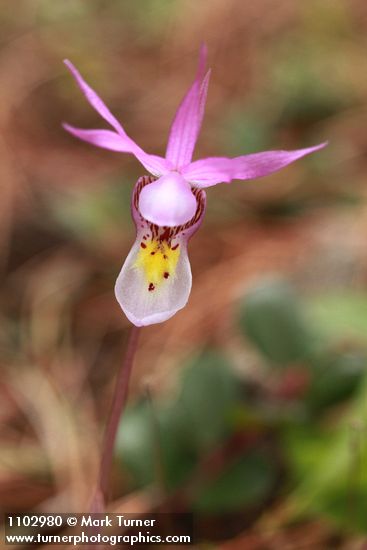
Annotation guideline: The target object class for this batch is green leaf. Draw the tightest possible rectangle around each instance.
[306,352,366,413]
[176,352,241,451]
[154,407,198,490]
[116,399,198,490]
[238,278,314,366]
[193,450,277,513]
[115,400,155,487]
[284,376,367,532]
[116,352,243,489]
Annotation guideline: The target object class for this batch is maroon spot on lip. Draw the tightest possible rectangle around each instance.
[171,243,179,250]
[163,254,168,259]
[148,283,155,292]
[150,251,155,255]
[163,272,169,279]
[141,242,147,249]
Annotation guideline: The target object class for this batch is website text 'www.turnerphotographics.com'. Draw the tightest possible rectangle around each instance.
[4,513,193,546]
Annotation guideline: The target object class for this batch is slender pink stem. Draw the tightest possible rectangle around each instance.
[91,325,141,510]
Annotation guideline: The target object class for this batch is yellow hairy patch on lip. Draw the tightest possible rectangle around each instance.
[134,238,180,290]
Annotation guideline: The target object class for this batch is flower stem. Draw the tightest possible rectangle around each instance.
[91,325,141,509]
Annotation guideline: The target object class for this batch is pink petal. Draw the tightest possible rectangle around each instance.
[182,142,328,187]
[63,60,171,176]
[115,176,206,326]
[64,59,126,135]
[63,124,170,175]
[62,125,135,152]
[138,173,197,227]
[165,45,211,169]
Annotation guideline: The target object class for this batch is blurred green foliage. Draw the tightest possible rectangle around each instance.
[239,278,367,532]
[238,278,315,366]
[117,353,278,514]
[117,279,367,531]
[285,380,367,533]
[193,450,276,514]
[307,293,367,345]
[49,179,133,244]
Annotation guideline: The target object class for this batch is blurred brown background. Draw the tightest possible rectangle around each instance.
[1,1,367,548]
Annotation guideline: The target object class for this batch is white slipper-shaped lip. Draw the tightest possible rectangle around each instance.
[115,176,206,326]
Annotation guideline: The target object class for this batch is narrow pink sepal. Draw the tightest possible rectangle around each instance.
[63,123,170,175]
[182,142,328,187]
[63,60,171,176]
[165,45,210,169]
[63,124,135,152]
[64,59,125,136]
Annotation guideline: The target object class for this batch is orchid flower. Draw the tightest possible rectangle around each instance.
[63,46,326,327]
